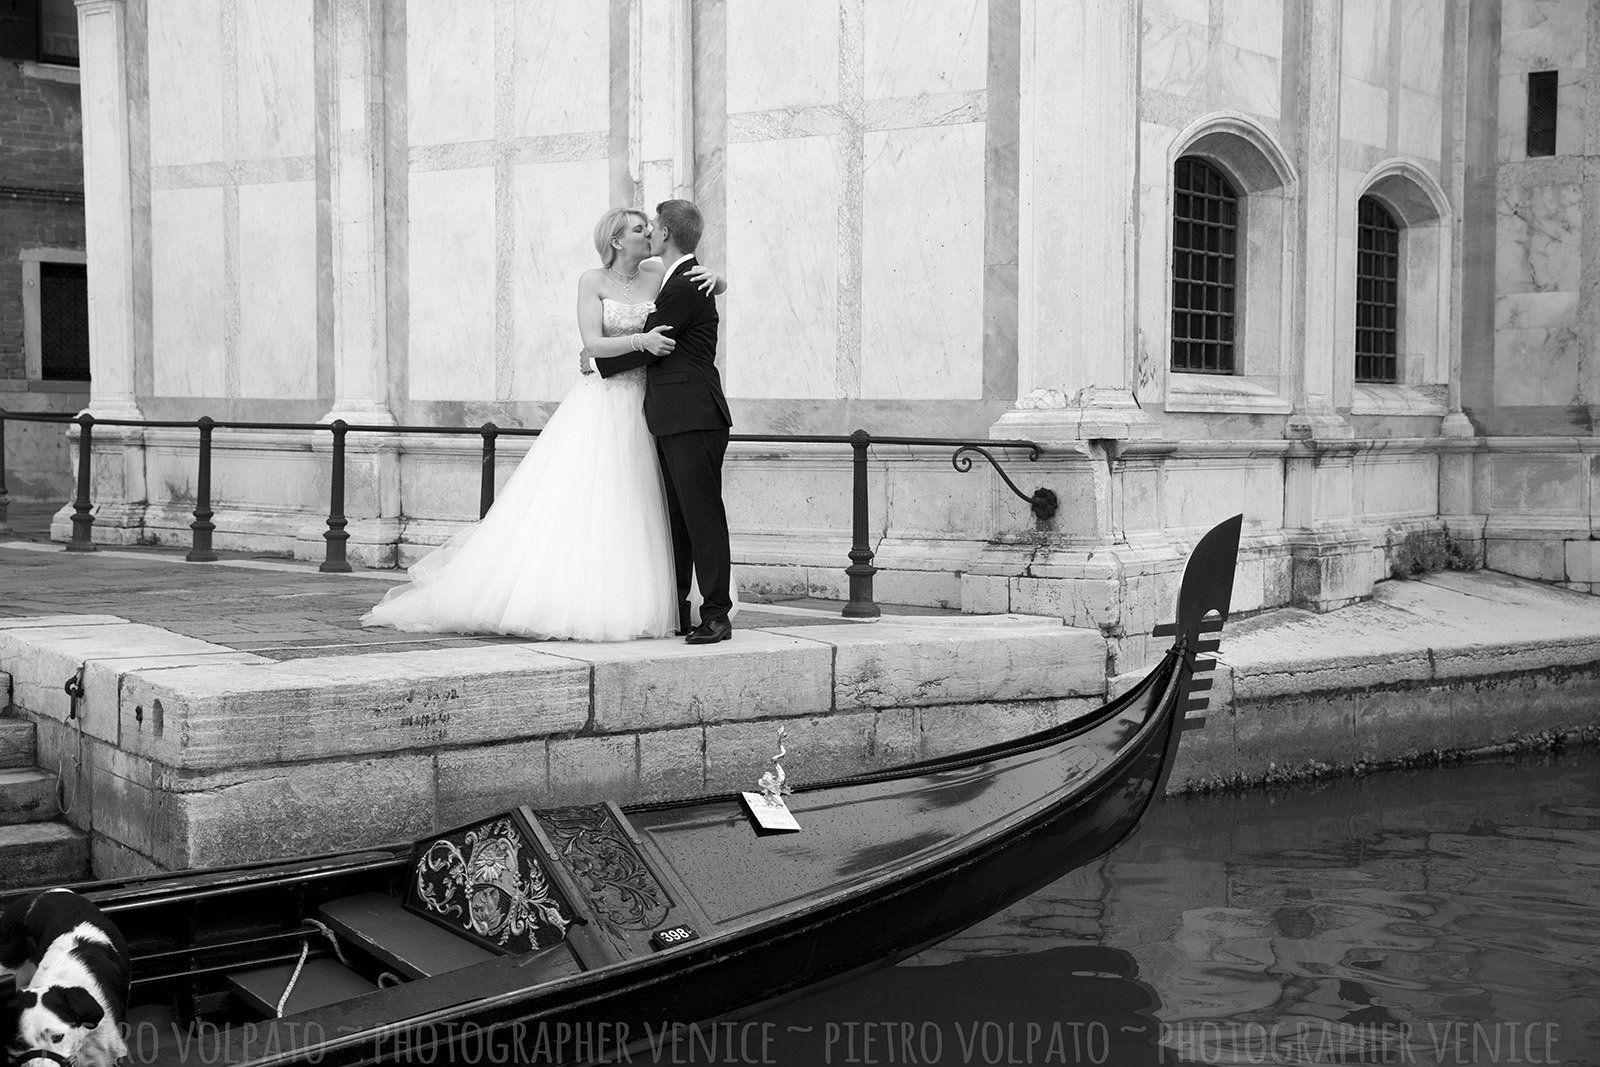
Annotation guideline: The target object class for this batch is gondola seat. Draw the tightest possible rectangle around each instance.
[316,893,496,979]
[229,958,378,1017]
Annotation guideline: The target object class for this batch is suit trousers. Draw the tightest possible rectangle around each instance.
[656,427,733,626]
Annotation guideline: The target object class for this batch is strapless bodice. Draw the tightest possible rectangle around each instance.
[601,299,654,337]
[599,299,654,385]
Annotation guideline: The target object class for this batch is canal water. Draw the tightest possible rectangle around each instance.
[752,746,1600,1066]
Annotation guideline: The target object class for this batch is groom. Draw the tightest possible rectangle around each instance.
[597,199,735,644]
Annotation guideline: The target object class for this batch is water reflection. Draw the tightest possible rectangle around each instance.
[756,945,1173,1064]
[778,747,1600,1065]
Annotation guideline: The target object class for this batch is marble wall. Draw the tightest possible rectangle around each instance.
[69,0,1517,623]
[145,0,320,404]
[1491,0,1589,412]
[721,0,989,405]
[1138,0,1454,422]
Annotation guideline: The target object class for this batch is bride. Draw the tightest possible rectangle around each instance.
[362,208,726,641]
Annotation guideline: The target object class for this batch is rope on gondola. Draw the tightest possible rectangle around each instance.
[275,918,350,1017]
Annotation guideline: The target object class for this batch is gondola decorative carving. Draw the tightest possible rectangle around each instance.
[536,805,673,931]
[405,813,574,954]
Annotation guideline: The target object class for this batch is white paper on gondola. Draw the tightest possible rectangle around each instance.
[741,791,801,832]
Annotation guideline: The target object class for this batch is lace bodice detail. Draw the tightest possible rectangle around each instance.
[602,298,654,337]
[599,299,654,384]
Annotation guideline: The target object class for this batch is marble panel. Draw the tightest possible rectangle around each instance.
[1494,327,1581,406]
[1335,231,1355,356]
[1162,464,1254,528]
[1357,459,1436,519]
[151,187,227,397]
[1244,463,1285,526]
[1398,88,1442,160]
[1403,230,1442,382]
[865,0,986,99]
[861,124,983,400]
[1339,76,1388,147]
[1498,73,1527,164]
[1211,45,1279,118]
[407,0,495,147]
[1503,0,1585,34]
[1557,68,1587,157]
[1488,454,1585,511]
[408,167,497,401]
[513,0,609,138]
[1145,0,1208,24]
[1502,19,1587,74]
[236,0,315,160]
[1338,167,1365,238]
[727,0,837,113]
[1141,9,1208,98]
[1135,181,1169,398]
[511,158,612,402]
[725,137,839,399]
[1496,183,1583,294]
[1219,0,1282,58]
[1138,121,1180,188]
[148,0,224,167]
[638,0,678,163]
[238,181,318,399]
[1495,291,1580,331]
[1341,0,1390,83]
[1399,0,1445,94]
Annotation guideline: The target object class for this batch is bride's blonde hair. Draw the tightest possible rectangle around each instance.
[594,207,648,268]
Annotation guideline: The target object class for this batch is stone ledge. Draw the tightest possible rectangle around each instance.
[117,645,591,769]
[0,620,267,741]
[1112,568,1600,789]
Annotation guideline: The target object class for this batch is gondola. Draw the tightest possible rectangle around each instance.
[2,516,1242,1067]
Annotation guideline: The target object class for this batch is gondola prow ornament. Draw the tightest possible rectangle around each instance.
[743,727,801,832]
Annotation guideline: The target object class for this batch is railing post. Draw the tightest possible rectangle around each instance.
[479,422,498,519]
[842,428,880,618]
[0,413,10,535]
[321,419,352,573]
[187,416,217,562]
[66,413,96,552]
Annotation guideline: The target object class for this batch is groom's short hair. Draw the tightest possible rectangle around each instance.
[655,199,702,254]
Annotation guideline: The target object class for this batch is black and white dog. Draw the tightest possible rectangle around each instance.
[0,888,129,1067]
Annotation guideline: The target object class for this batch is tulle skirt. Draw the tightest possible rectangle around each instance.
[363,371,678,641]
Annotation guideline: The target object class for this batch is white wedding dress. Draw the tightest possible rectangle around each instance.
[363,299,678,641]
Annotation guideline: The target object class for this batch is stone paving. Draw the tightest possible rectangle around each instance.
[0,502,953,659]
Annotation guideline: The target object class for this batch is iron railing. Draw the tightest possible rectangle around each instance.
[0,411,1058,619]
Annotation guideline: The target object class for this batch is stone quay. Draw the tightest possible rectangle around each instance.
[4,528,1600,888]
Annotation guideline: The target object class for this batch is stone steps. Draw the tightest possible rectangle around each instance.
[0,705,90,887]
[0,717,36,769]
[0,768,59,826]
[0,822,89,890]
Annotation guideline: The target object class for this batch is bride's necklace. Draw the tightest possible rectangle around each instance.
[606,264,641,297]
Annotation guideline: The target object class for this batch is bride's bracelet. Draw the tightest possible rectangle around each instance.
[630,333,643,352]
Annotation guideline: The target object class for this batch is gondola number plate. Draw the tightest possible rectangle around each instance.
[741,791,802,832]
[650,925,699,951]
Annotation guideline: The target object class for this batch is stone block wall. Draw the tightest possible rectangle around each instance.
[3,614,1107,875]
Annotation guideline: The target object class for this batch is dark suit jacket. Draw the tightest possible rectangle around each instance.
[596,257,732,436]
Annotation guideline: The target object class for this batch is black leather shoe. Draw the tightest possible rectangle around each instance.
[684,618,733,645]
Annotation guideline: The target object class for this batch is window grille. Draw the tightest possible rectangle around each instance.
[39,261,90,381]
[1527,71,1557,157]
[1355,197,1399,384]
[0,0,78,66]
[1170,157,1238,374]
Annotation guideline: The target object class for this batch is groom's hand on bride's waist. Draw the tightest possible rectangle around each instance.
[578,349,594,375]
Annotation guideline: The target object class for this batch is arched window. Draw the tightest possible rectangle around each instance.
[1171,157,1238,374]
[1355,196,1399,383]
